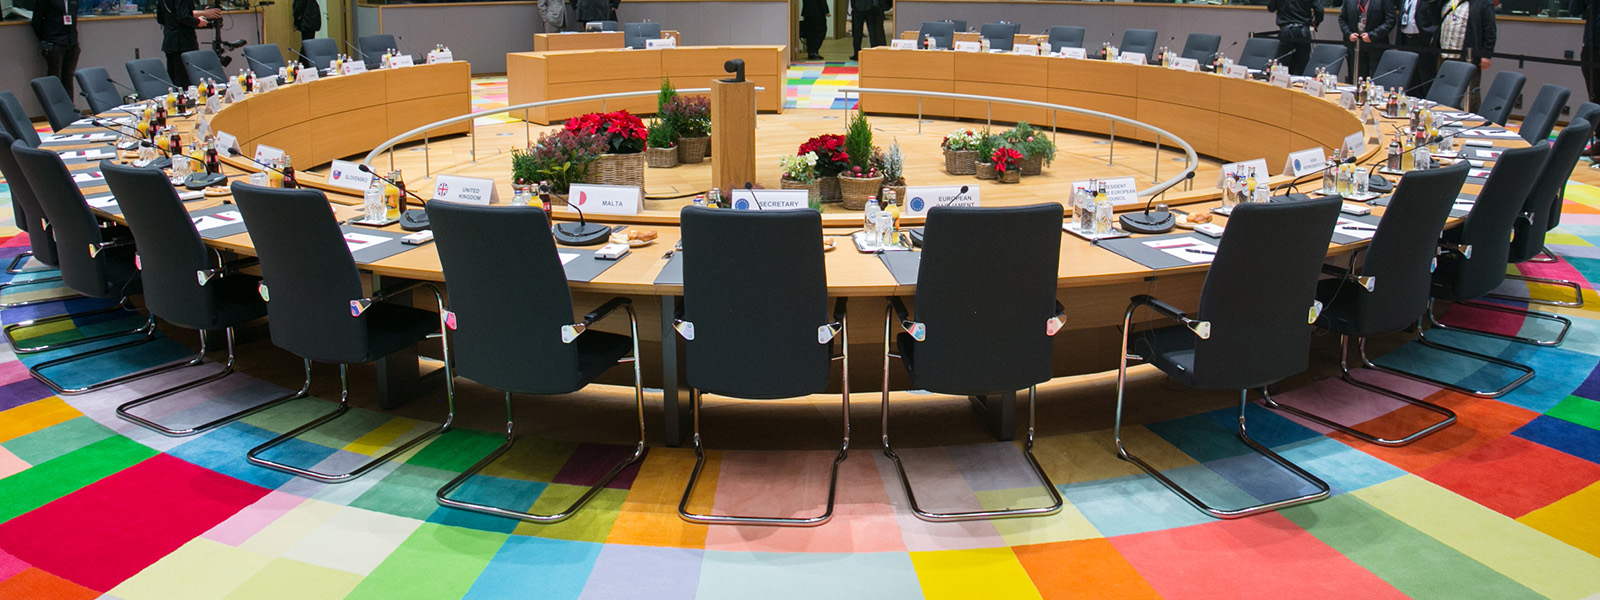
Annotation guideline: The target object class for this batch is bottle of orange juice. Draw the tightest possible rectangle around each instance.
[384,171,400,220]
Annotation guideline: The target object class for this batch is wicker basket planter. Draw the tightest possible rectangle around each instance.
[781,177,821,201]
[944,149,978,175]
[838,174,885,210]
[1020,155,1044,176]
[646,146,678,168]
[583,152,646,206]
[975,162,998,180]
[998,169,1021,184]
[677,137,709,164]
[818,175,842,202]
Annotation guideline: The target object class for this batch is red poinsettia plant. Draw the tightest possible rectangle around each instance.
[991,147,1023,173]
[798,134,851,177]
[564,110,648,154]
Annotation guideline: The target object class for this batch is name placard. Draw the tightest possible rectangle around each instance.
[387,54,415,69]
[426,50,453,64]
[1012,44,1040,56]
[1270,71,1290,88]
[1072,177,1140,206]
[728,189,809,210]
[902,185,980,216]
[954,41,981,53]
[564,184,640,216]
[891,39,917,50]
[225,84,245,102]
[1224,64,1248,79]
[1339,90,1355,109]
[1171,57,1199,72]
[432,175,498,205]
[215,130,239,154]
[341,61,367,76]
[1284,148,1328,177]
[1117,52,1147,65]
[254,143,284,166]
[645,37,677,49]
[1215,158,1270,187]
[1059,47,1087,59]
[327,160,374,191]
[298,66,319,82]
[1342,131,1366,157]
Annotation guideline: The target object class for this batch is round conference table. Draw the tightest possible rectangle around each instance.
[51,51,1529,445]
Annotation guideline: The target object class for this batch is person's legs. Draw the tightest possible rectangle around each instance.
[1281,25,1310,74]
[1584,43,1600,103]
[852,10,865,58]
[868,10,885,47]
[59,43,79,99]
[166,51,190,89]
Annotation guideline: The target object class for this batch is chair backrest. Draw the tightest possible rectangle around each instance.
[1572,102,1600,131]
[10,141,127,298]
[125,58,173,100]
[1520,84,1571,144]
[679,206,831,400]
[941,19,967,32]
[100,160,231,330]
[1047,26,1085,49]
[1433,144,1550,300]
[242,44,287,78]
[301,38,339,70]
[1121,28,1158,60]
[980,22,1015,51]
[357,34,398,69]
[229,182,373,364]
[1304,43,1347,78]
[1546,105,1598,232]
[1479,70,1525,126]
[1180,33,1221,62]
[30,76,79,133]
[0,91,41,148]
[1189,196,1341,390]
[1238,37,1281,71]
[1512,118,1592,263]
[181,50,228,84]
[0,131,56,266]
[1372,49,1417,89]
[1344,162,1470,335]
[587,20,620,31]
[918,21,957,49]
[75,67,124,115]
[1425,60,1477,109]
[911,204,1063,394]
[428,201,591,395]
[623,22,662,49]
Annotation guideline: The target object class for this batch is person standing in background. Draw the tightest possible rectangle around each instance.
[292,0,319,40]
[575,0,608,28]
[1438,0,1495,110]
[801,0,829,60]
[538,0,564,33]
[157,0,221,89]
[32,0,80,99]
[1340,0,1395,77]
[1268,0,1324,74]
[1396,0,1441,91]
[1573,0,1598,104]
[849,0,885,61]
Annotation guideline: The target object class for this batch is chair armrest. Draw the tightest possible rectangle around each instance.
[1128,294,1210,339]
[1047,299,1067,337]
[87,237,134,258]
[817,297,849,344]
[349,281,433,317]
[1437,241,1472,259]
[886,296,925,341]
[563,296,634,343]
[195,257,260,286]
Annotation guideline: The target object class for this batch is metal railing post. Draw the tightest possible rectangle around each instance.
[1153,137,1161,183]
[918,98,923,135]
[423,132,430,177]
[1108,122,1116,166]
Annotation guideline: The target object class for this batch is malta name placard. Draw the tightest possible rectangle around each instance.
[431,175,498,205]
[1073,177,1140,205]
[387,54,415,69]
[902,185,980,216]
[564,184,640,216]
[327,160,374,192]
[1224,64,1248,79]
[1215,158,1270,187]
[728,189,809,210]
[1283,148,1327,177]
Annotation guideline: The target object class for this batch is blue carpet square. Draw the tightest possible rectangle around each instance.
[428,474,549,534]
[1513,415,1600,464]
[168,421,339,489]
[1275,437,1406,495]
[1059,469,1254,536]
[464,536,602,600]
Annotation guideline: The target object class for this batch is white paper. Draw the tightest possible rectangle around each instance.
[558,252,580,265]
[342,231,389,253]
[58,149,117,161]
[46,133,116,143]
[1334,217,1377,240]
[1460,128,1522,140]
[191,210,243,232]
[901,185,980,216]
[1143,237,1218,263]
[1012,44,1040,56]
[73,171,106,184]
[85,194,117,209]
[254,144,285,165]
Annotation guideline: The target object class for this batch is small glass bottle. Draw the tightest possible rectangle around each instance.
[280,154,297,189]
[863,195,881,245]
[1093,182,1112,234]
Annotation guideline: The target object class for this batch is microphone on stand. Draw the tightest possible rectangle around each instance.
[290,46,325,72]
[139,69,182,94]
[344,41,371,65]
[1118,185,1177,234]
[225,146,285,175]
[1366,66,1404,87]
[1403,74,1441,96]
[546,182,610,245]
[742,181,766,211]
[242,54,283,83]
[356,163,433,230]
[1211,41,1238,62]
[1271,155,1355,197]
[89,119,174,171]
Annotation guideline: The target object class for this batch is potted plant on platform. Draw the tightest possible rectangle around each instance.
[511,129,606,203]
[665,95,711,163]
[1004,121,1055,176]
[838,111,883,210]
[779,151,820,200]
[974,131,1001,180]
[798,133,850,202]
[646,117,678,168]
[565,109,647,194]
[878,140,906,203]
[992,146,1023,183]
[942,128,980,175]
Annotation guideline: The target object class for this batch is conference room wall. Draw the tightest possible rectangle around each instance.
[621,1,790,47]
[895,0,1584,121]
[0,12,264,120]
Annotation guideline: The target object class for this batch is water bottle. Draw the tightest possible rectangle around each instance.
[863,196,881,245]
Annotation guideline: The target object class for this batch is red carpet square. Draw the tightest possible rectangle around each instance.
[1419,435,1600,518]
[1336,392,1539,473]
[1109,513,1407,600]
[0,454,269,592]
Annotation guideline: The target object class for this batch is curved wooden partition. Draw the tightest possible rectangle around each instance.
[505,46,787,124]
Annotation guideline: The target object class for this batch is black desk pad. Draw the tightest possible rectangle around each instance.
[1329,211,1384,245]
[877,251,921,285]
[191,206,250,240]
[39,133,119,146]
[558,248,626,283]
[1095,232,1219,270]
[653,253,683,286]
[338,226,418,265]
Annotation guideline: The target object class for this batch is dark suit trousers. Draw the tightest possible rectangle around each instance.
[1395,31,1437,94]
[852,9,884,55]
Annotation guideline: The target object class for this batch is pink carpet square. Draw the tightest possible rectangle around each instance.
[201,490,309,547]
[0,446,28,480]
[702,449,904,553]
[0,546,27,581]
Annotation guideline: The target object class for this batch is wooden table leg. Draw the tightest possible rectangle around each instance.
[660,294,690,447]
[373,273,420,411]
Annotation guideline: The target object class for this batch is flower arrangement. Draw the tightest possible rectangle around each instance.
[663,95,711,139]
[879,140,905,186]
[564,110,648,154]
[779,152,818,184]
[798,134,850,177]
[1004,121,1056,166]
[511,129,607,193]
[974,130,1002,164]
[646,117,676,149]
[942,128,982,151]
[991,147,1023,173]
[843,111,875,172]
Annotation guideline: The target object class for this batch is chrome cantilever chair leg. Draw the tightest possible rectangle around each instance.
[679,311,850,527]
[1113,306,1329,519]
[1425,298,1572,347]
[879,303,1062,522]
[1259,335,1455,447]
[0,272,80,309]
[6,252,40,274]
[26,315,201,396]
[115,328,300,436]
[1488,273,1585,308]
[1527,245,1560,263]
[438,305,648,523]
[1358,323,1534,398]
[3,297,147,353]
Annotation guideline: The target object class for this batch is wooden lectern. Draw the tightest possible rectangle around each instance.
[711,79,756,194]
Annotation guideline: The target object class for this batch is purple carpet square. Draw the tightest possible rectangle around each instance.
[549,443,643,490]
[0,377,55,412]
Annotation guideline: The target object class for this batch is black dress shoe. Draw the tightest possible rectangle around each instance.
[850,54,859,61]
[808,53,824,60]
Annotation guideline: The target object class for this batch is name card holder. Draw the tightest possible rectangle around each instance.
[387,54,415,69]
[298,67,319,82]
[901,185,981,216]
[565,184,640,216]
[327,159,374,191]
[341,61,367,76]
[1284,148,1327,177]
[1270,71,1291,88]
[1339,90,1356,109]
[1117,52,1147,65]
[427,50,454,64]
[215,131,240,155]
[432,175,498,205]
[1072,177,1140,206]
[891,39,917,50]
[1171,57,1199,72]
[1342,131,1366,157]
[1224,64,1248,79]
[1060,47,1087,60]
[1305,79,1326,97]
[729,189,809,210]
[1012,44,1040,56]
[954,41,981,53]
[645,37,677,49]
[254,143,285,166]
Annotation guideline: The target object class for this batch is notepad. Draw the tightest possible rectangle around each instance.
[1142,237,1218,264]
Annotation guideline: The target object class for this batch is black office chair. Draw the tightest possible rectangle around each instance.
[125,58,175,100]
[1371,49,1417,90]
[1540,102,1600,262]
[231,182,454,483]
[30,76,82,133]
[242,44,287,79]
[1472,119,1593,313]
[1180,33,1221,62]
[585,20,620,31]
[1115,197,1340,519]
[75,67,125,115]
[1262,163,1474,445]
[427,201,646,523]
[981,22,1015,52]
[1304,43,1347,78]
[674,207,849,527]
[1425,60,1477,109]
[98,161,283,436]
[181,50,228,84]
[0,91,41,148]
[0,131,79,308]
[1238,37,1281,71]
[918,21,957,49]
[1047,26,1085,49]
[357,34,399,69]
[882,205,1066,522]
[300,38,339,71]
[1519,84,1571,144]
[1479,71,1525,126]
[623,22,662,49]
[941,19,968,33]
[1120,28,1158,61]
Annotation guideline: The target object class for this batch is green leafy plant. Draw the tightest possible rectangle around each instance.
[511,129,607,193]
[779,152,818,184]
[1003,121,1056,166]
[646,117,677,149]
[974,129,1001,164]
[664,95,711,138]
[843,111,874,172]
[657,79,678,114]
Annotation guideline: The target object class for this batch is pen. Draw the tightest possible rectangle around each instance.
[1184,249,1216,256]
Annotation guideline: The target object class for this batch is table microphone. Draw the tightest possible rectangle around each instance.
[1118,184,1177,234]
[345,41,370,64]
[225,146,284,175]
[242,54,283,83]
[1403,74,1441,96]
[1366,66,1404,87]
[741,181,766,210]
[908,185,970,246]
[89,119,174,170]
[356,163,432,230]
[1210,41,1237,62]
[139,69,183,94]
[547,182,610,245]
[290,46,324,71]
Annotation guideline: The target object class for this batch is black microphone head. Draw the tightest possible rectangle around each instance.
[744,181,753,189]
[357,163,373,173]
[958,185,969,194]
